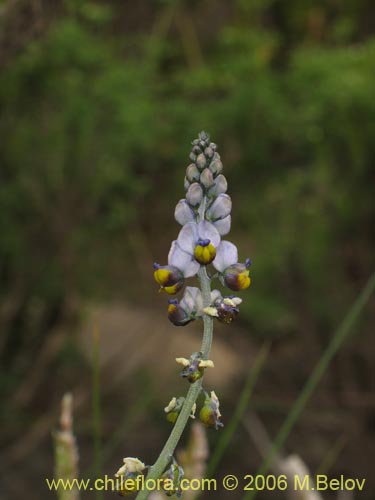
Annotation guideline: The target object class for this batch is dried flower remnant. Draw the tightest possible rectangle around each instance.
[164,397,196,424]
[199,391,223,430]
[160,457,185,497]
[176,352,215,383]
[115,458,146,496]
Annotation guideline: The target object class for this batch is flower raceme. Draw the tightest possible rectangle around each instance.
[116,132,252,499]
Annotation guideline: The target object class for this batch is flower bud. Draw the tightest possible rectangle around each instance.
[186,183,203,207]
[196,153,207,170]
[198,130,210,143]
[199,391,223,430]
[223,258,252,291]
[209,157,223,177]
[184,177,190,191]
[186,163,200,183]
[208,174,227,196]
[153,263,184,294]
[206,194,232,221]
[204,146,214,158]
[200,168,214,189]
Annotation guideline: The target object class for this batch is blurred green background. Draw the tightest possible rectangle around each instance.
[0,0,374,498]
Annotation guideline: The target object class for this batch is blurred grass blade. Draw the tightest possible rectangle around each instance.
[54,393,80,500]
[206,341,271,478]
[92,324,103,500]
[243,272,375,500]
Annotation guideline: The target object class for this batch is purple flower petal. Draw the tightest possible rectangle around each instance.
[197,220,221,248]
[206,194,232,221]
[175,199,195,226]
[168,240,200,277]
[176,222,198,254]
[213,215,231,236]
[208,174,227,196]
[180,286,203,314]
[212,240,238,272]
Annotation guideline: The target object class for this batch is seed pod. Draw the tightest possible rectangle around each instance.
[200,168,214,189]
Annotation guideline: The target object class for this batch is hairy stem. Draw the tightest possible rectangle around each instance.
[135,266,213,500]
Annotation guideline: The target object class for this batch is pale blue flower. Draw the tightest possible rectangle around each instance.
[168,240,200,277]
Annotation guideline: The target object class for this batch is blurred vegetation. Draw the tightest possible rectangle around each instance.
[0,0,374,493]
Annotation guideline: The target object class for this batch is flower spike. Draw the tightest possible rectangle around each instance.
[124,132,252,495]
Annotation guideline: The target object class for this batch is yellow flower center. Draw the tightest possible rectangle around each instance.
[163,284,181,295]
[194,243,216,265]
[237,270,251,290]
[167,303,177,314]
[154,268,170,286]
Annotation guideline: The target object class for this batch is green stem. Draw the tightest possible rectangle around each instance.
[135,267,213,500]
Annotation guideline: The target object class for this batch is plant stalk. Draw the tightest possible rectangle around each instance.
[135,264,213,500]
